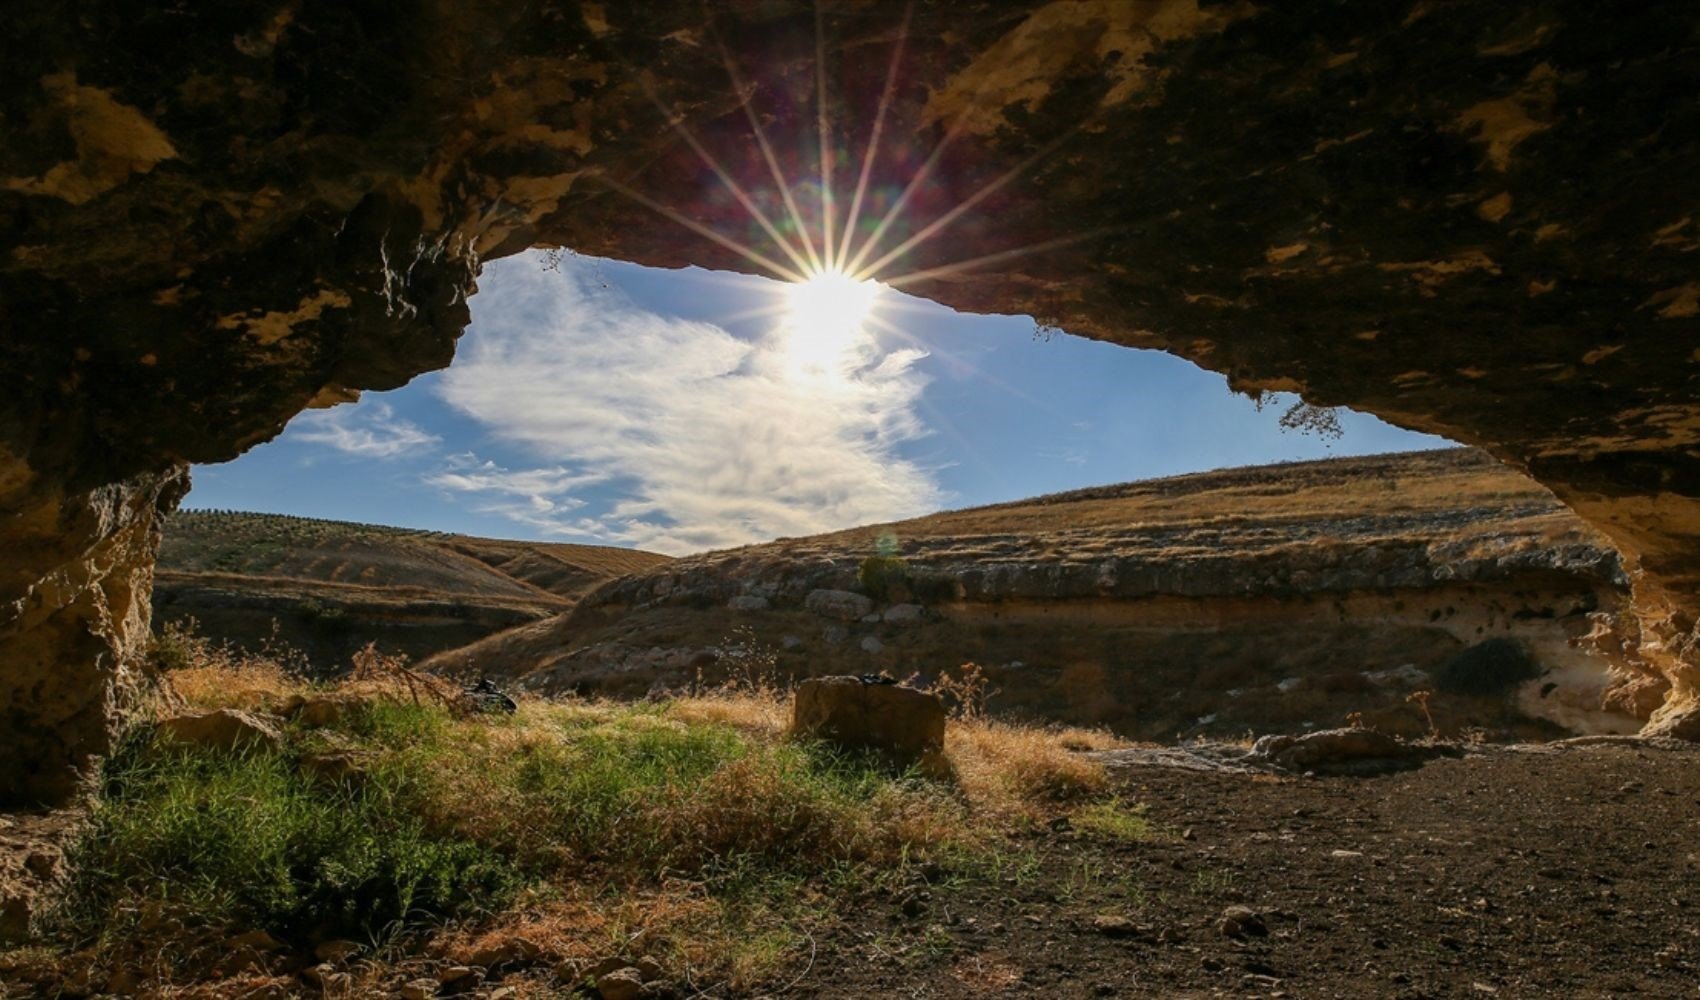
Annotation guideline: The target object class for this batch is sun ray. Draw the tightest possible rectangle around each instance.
[864,313,1058,412]
[638,79,816,277]
[841,115,969,279]
[815,1,837,272]
[593,175,807,284]
[879,229,1113,291]
[856,128,1081,281]
[712,27,826,275]
[836,2,913,271]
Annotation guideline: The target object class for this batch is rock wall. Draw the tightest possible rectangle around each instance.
[2,1,1698,798]
[0,467,186,803]
[429,450,1642,739]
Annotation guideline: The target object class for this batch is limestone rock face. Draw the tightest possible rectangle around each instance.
[0,465,187,803]
[804,589,875,622]
[791,676,946,770]
[2,1,1700,797]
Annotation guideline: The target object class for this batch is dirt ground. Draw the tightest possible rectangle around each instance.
[802,741,1700,999]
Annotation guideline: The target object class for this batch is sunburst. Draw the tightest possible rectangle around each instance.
[594,1,1111,386]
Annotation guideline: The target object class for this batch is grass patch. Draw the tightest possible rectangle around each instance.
[30,645,1131,995]
[57,730,516,945]
[1071,796,1151,842]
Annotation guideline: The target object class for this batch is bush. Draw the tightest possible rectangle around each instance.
[857,555,909,601]
[58,730,517,943]
[1432,638,1541,696]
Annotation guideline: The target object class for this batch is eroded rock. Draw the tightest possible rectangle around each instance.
[157,708,281,753]
[4,1,1700,801]
[790,676,946,771]
[805,589,874,622]
[1250,728,1444,774]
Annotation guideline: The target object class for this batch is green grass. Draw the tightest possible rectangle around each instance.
[1071,796,1151,842]
[53,697,975,963]
[58,728,516,944]
[32,663,1130,994]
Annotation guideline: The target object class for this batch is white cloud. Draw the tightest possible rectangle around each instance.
[291,402,438,458]
[425,458,604,535]
[438,255,944,554]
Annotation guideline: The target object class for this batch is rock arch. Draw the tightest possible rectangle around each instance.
[3,0,1697,802]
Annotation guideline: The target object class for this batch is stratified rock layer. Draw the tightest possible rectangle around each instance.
[2,1,1698,799]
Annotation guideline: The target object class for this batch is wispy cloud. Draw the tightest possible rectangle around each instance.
[425,456,604,535]
[438,256,943,554]
[291,402,438,458]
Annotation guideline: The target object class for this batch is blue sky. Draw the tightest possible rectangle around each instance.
[186,251,1450,554]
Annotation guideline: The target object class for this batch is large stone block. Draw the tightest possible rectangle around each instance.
[790,676,946,772]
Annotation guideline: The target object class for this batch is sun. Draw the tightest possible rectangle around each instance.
[782,267,880,375]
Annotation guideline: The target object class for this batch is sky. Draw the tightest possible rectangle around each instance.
[186,250,1452,555]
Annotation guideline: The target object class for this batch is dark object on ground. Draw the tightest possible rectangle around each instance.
[463,677,517,715]
[791,675,946,773]
[1249,727,1452,775]
[1433,638,1543,696]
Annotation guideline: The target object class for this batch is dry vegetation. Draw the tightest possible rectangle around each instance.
[754,447,1598,563]
[3,631,1135,998]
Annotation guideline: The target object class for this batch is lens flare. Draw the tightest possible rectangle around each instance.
[783,268,879,376]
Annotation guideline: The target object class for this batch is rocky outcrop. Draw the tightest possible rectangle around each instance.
[0,467,186,803]
[156,707,282,753]
[2,2,1699,798]
[460,452,1645,740]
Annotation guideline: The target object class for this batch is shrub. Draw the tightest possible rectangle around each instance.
[1432,638,1541,696]
[857,555,909,601]
[58,731,517,943]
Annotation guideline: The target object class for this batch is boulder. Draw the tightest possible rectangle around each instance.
[285,693,365,729]
[790,676,946,771]
[1250,727,1442,774]
[859,636,884,654]
[1217,905,1268,938]
[157,709,281,753]
[595,968,645,1000]
[804,589,874,621]
[882,603,926,625]
[726,595,769,612]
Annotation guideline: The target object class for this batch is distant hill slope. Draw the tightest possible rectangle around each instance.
[426,448,1639,741]
[153,511,669,667]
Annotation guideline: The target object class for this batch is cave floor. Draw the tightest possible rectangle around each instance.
[802,741,1700,999]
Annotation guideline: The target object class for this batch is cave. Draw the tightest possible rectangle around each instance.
[2,0,1697,804]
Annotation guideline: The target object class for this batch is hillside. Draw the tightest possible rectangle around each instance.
[153,512,669,667]
[426,449,1642,740]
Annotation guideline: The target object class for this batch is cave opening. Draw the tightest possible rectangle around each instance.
[185,249,1449,555]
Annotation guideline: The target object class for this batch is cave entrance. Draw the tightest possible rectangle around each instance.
[188,249,1448,554]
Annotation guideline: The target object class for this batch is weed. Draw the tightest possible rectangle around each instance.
[857,555,910,601]
[929,662,998,720]
[1072,797,1151,842]
[1408,689,1438,738]
[55,732,516,944]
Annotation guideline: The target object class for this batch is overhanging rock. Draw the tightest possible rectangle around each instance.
[2,1,1698,800]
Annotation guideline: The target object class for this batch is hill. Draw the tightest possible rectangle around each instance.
[153,511,669,667]
[425,449,1640,740]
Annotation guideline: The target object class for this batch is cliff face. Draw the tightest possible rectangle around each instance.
[2,1,1698,800]
[430,450,1639,740]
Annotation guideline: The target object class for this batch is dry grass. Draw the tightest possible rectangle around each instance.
[153,619,300,711]
[37,632,1139,997]
[662,688,789,732]
[947,721,1114,817]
